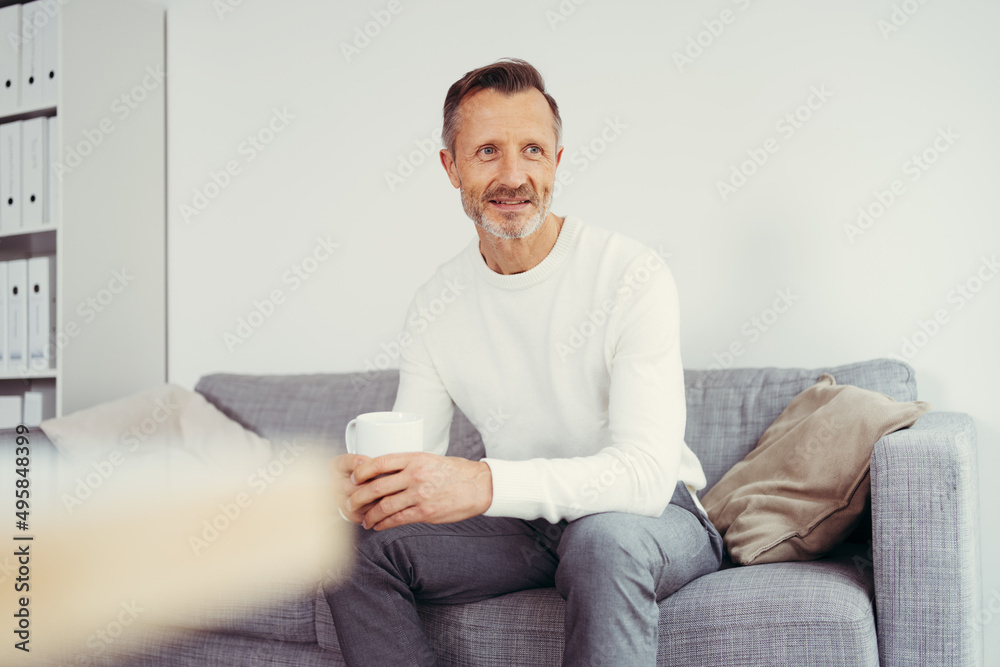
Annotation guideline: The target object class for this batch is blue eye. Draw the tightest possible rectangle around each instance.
[481,147,495,156]
[527,146,540,154]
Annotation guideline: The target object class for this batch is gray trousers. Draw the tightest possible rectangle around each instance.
[323,481,723,666]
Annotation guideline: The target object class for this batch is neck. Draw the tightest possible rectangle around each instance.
[476,213,565,275]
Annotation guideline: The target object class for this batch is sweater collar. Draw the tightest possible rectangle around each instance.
[467,216,581,290]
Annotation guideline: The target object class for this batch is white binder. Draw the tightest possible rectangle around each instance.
[8,259,27,372]
[21,117,45,227]
[0,266,7,372]
[19,1,44,109]
[0,121,22,232]
[27,255,54,370]
[0,395,21,428]
[47,115,57,224]
[23,387,56,425]
[0,4,21,114]
[40,4,58,107]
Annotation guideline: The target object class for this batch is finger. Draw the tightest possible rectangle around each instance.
[352,452,420,485]
[353,500,378,522]
[372,504,425,531]
[340,474,359,498]
[334,476,356,506]
[339,499,376,525]
[334,453,370,476]
[362,490,419,530]
[339,507,363,524]
[332,465,366,498]
[336,476,378,522]
[348,471,409,512]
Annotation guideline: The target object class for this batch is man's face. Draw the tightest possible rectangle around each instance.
[442,88,563,239]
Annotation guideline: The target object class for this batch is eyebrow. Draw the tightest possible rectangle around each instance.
[469,135,554,150]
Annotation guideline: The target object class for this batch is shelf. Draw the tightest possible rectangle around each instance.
[0,0,165,420]
[0,104,57,125]
[0,369,56,380]
[0,229,56,258]
[0,224,58,239]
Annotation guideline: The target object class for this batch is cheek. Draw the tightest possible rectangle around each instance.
[529,164,558,187]
[459,163,493,188]
[533,157,558,174]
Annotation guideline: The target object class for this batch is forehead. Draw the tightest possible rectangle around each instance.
[455,87,556,146]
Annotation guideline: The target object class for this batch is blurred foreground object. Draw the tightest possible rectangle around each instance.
[0,446,352,666]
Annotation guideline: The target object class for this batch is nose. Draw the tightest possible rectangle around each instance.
[496,152,528,190]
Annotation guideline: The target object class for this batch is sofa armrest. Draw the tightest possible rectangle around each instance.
[871,411,982,667]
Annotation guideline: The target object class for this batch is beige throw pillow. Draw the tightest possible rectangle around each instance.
[702,373,930,565]
[40,383,272,475]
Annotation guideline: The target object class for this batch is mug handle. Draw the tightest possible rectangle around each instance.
[345,419,357,455]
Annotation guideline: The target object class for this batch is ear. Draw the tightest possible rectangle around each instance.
[440,149,461,189]
[555,145,564,168]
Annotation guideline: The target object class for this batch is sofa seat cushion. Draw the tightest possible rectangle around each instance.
[316,544,877,666]
[84,627,340,667]
[168,577,319,644]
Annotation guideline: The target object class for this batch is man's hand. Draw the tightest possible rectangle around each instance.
[330,453,374,524]
[347,452,493,531]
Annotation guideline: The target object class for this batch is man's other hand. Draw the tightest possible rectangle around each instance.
[330,453,374,524]
[347,452,493,530]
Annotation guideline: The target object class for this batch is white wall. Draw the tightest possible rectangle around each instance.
[163,0,999,660]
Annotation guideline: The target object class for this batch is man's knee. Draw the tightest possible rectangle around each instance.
[556,512,655,574]
[351,521,432,570]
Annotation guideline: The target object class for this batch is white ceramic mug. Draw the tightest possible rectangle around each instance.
[344,412,423,458]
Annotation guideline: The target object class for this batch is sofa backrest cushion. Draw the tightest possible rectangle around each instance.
[195,358,916,496]
[193,371,486,461]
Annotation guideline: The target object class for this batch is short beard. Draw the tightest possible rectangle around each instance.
[461,183,552,240]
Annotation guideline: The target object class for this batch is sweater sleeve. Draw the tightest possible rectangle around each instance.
[481,252,686,522]
[391,296,454,457]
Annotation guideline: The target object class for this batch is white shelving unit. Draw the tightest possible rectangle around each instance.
[0,0,165,418]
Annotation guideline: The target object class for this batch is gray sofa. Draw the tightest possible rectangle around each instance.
[45,358,984,665]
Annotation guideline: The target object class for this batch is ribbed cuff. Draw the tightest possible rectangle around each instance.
[480,458,546,519]
[686,484,708,518]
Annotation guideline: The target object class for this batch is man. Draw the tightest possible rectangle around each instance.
[325,58,722,666]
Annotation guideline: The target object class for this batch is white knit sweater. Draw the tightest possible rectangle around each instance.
[392,216,707,522]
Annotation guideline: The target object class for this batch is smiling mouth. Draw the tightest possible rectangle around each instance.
[489,199,531,206]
